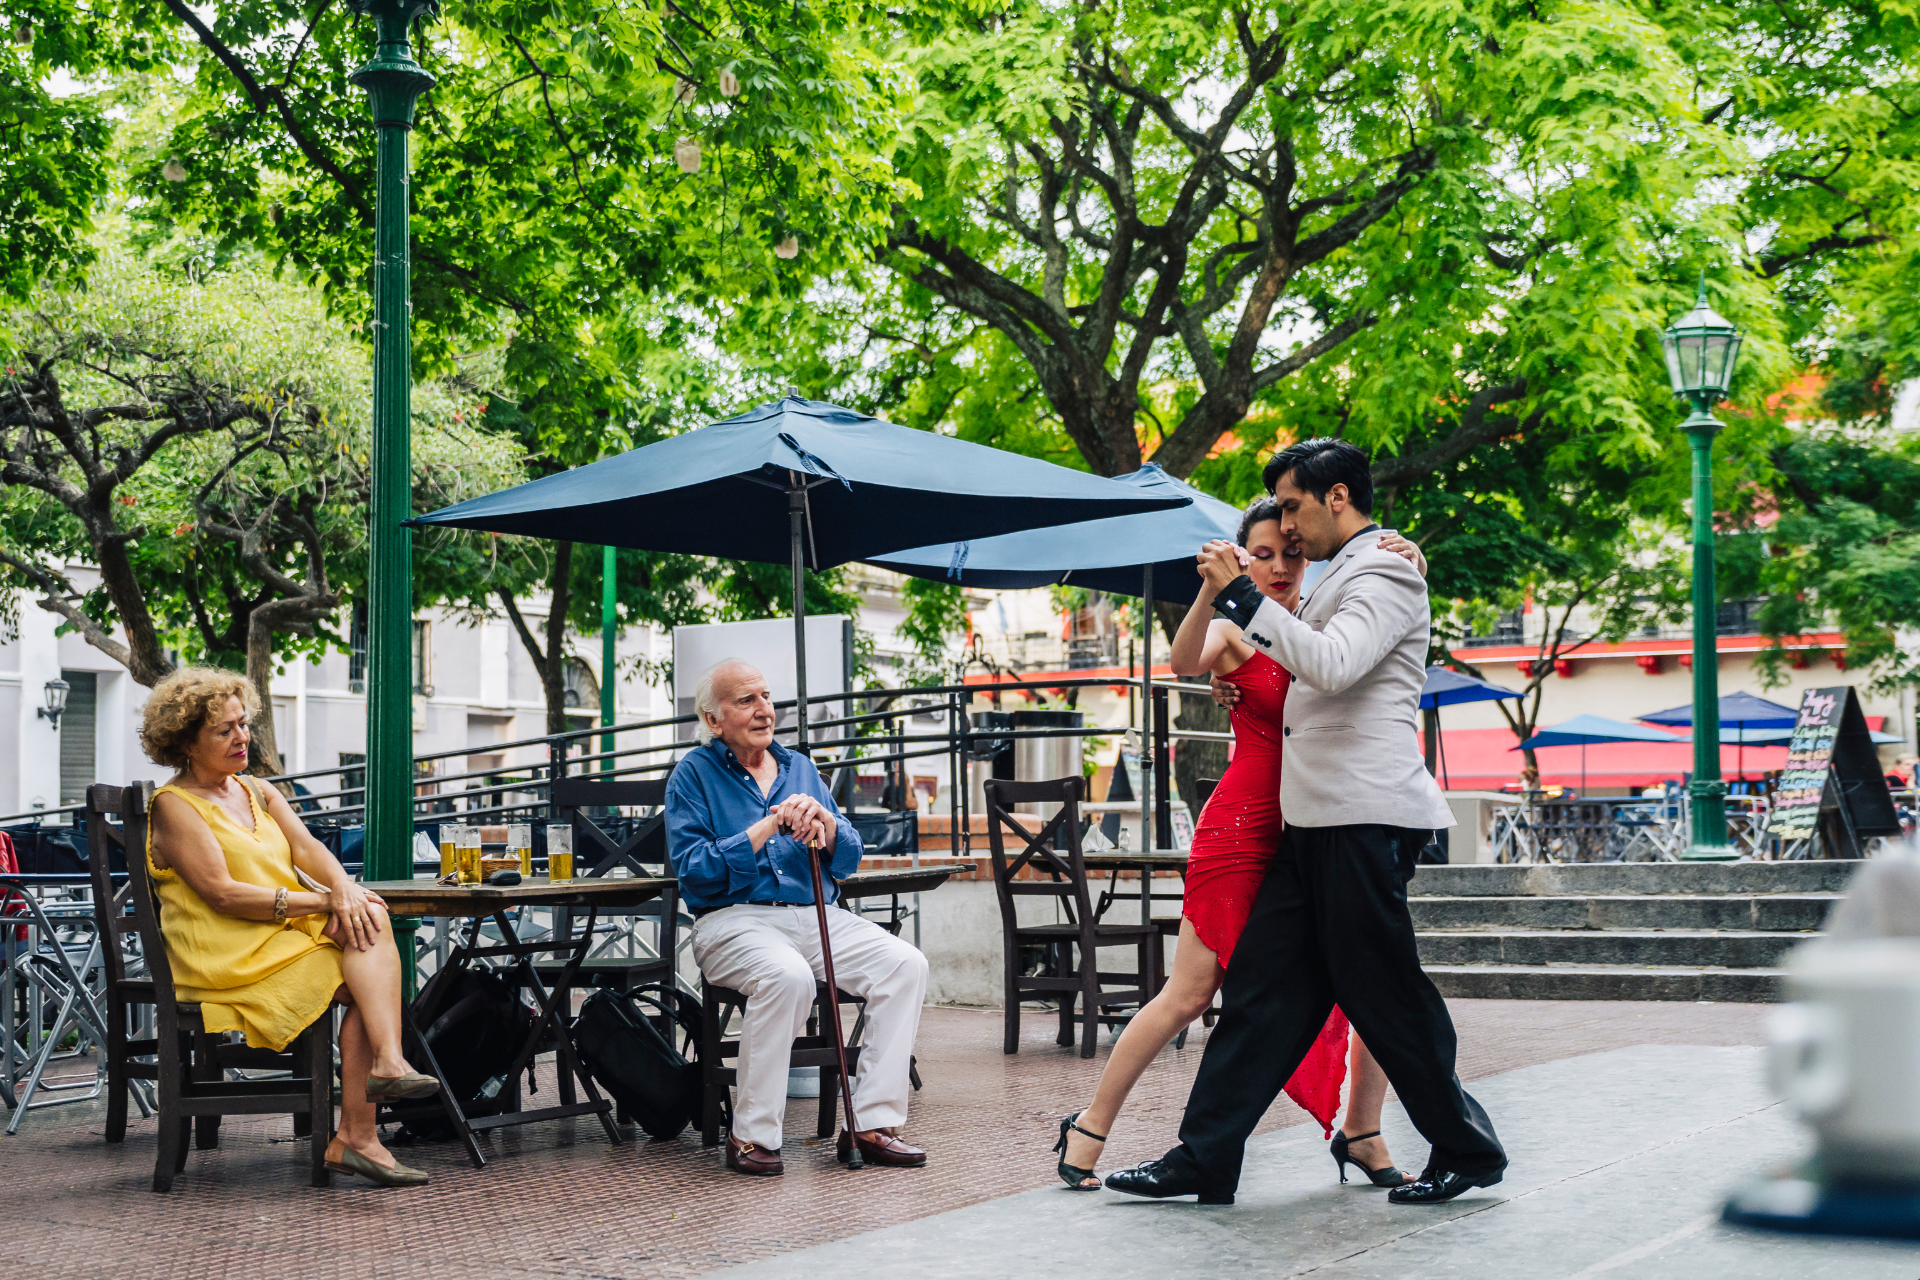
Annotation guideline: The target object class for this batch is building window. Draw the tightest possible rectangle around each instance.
[412,619,432,695]
[57,670,98,807]
[339,752,366,809]
[562,656,599,716]
[1716,598,1765,636]
[348,601,367,694]
[350,608,431,695]
[1461,609,1525,649]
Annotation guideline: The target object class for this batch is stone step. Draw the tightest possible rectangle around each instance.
[1410,893,1837,933]
[1417,929,1809,969]
[1425,963,1782,1002]
[1411,860,1860,898]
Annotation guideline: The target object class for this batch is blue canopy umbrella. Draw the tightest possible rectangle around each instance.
[1637,691,1800,781]
[866,464,1241,844]
[1514,714,1688,795]
[1420,666,1523,788]
[409,396,1186,748]
[866,463,1240,604]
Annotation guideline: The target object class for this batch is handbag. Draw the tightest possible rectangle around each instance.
[572,983,702,1140]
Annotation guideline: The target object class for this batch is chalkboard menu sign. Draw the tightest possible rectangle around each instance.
[1766,684,1901,854]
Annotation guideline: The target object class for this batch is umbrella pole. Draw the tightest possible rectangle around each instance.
[1140,563,1152,852]
[790,487,810,755]
[1439,709,1450,790]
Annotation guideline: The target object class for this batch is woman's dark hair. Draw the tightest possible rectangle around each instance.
[1237,496,1283,547]
[1262,437,1373,514]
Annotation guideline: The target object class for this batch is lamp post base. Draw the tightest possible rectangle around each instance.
[1680,842,1740,862]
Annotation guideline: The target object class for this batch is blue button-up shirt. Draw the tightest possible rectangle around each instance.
[665,738,863,913]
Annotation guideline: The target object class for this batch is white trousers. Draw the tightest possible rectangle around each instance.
[691,903,929,1151]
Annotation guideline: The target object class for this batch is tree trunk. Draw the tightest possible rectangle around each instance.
[243,597,316,780]
[542,542,574,737]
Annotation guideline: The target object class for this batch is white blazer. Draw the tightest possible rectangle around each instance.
[1239,527,1454,831]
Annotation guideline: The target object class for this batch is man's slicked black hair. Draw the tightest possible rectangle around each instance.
[1261,437,1374,514]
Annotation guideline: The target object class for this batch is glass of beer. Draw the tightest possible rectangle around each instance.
[438,824,460,878]
[457,826,483,885]
[509,823,533,875]
[546,824,573,882]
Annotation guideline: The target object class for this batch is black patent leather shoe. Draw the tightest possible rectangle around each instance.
[1387,1167,1504,1204]
[1103,1156,1235,1205]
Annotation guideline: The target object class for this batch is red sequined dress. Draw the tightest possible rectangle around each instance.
[1184,649,1350,1134]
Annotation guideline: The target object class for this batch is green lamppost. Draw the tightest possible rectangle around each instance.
[601,546,616,771]
[346,0,436,986]
[1659,279,1744,861]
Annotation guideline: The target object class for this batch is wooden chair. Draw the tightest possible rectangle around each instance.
[119,782,336,1192]
[85,784,157,1143]
[985,776,1162,1058]
[537,777,683,1110]
[699,978,864,1147]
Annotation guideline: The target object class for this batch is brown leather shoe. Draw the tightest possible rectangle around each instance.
[838,1127,927,1167]
[725,1131,784,1176]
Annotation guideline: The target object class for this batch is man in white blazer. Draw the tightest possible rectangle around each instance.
[1106,438,1507,1207]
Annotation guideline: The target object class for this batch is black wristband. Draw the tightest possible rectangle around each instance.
[1210,575,1264,628]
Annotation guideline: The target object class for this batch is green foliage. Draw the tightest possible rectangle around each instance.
[896,576,969,683]
[1745,430,1920,689]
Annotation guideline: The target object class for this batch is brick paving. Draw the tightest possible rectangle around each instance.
[3,999,1768,1280]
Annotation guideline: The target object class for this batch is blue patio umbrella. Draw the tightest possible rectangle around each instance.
[1420,666,1523,788]
[1637,690,1800,730]
[866,463,1241,605]
[1421,666,1523,710]
[1514,714,1688,794]
[409,396,1187,749]
[1638,691,1800,781]
[866,464,1243,846]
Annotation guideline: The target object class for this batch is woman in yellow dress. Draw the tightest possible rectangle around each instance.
[141,667,438,1187]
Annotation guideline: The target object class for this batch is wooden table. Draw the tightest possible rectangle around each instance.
[837,864,968,899]
[362,875,672,1167]
[1079,851,1189,925]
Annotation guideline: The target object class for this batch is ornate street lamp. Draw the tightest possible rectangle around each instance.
[1660,279,1744,860]
[345,0,437,988]
[37,677,69,730]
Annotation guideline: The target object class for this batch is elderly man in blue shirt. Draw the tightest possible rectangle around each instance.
[667,659,930,1176]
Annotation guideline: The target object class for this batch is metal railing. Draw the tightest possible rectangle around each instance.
[1,675,1208,861]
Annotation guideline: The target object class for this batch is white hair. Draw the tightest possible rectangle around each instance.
[693,659,758,744]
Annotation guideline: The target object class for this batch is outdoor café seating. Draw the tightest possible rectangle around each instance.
[985,776,1162,1058]
[113,783,335,1192]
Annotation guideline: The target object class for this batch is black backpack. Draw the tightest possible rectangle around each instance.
[573,983,703,1140]
[400,965,535,1141]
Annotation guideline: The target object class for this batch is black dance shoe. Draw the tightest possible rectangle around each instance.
[1387,1167,1504,1205]
[1103,1156,1235,1205]
[1330,1130,1408,1187]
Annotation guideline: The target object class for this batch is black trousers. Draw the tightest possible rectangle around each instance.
[1169,823,1506,1190]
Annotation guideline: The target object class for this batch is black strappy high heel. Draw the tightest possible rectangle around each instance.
[1054,1112,1107,1190]
[1331,1130,1407,1187]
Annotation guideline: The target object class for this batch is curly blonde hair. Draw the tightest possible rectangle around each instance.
[139,667,260,770]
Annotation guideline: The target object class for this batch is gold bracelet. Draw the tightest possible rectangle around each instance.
[273,886,288,922]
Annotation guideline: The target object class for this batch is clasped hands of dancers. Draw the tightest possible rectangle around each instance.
[1061,437,1508,1207]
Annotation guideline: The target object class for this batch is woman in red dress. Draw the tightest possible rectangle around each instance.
[1054,499,1417,1191]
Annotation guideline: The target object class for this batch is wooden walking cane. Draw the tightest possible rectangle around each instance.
[806,837,864,1169]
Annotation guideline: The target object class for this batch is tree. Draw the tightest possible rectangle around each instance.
[840,0,1729,499]
[0,245,521,770]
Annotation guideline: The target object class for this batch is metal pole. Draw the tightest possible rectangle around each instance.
[790,486,810,755]
[349,0,435,995]
[1681,405,1735,860]
[1140,564,1152,852]
[601,545,616,774]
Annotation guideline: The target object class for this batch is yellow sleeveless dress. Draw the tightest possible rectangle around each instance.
[147,779,343,1051]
